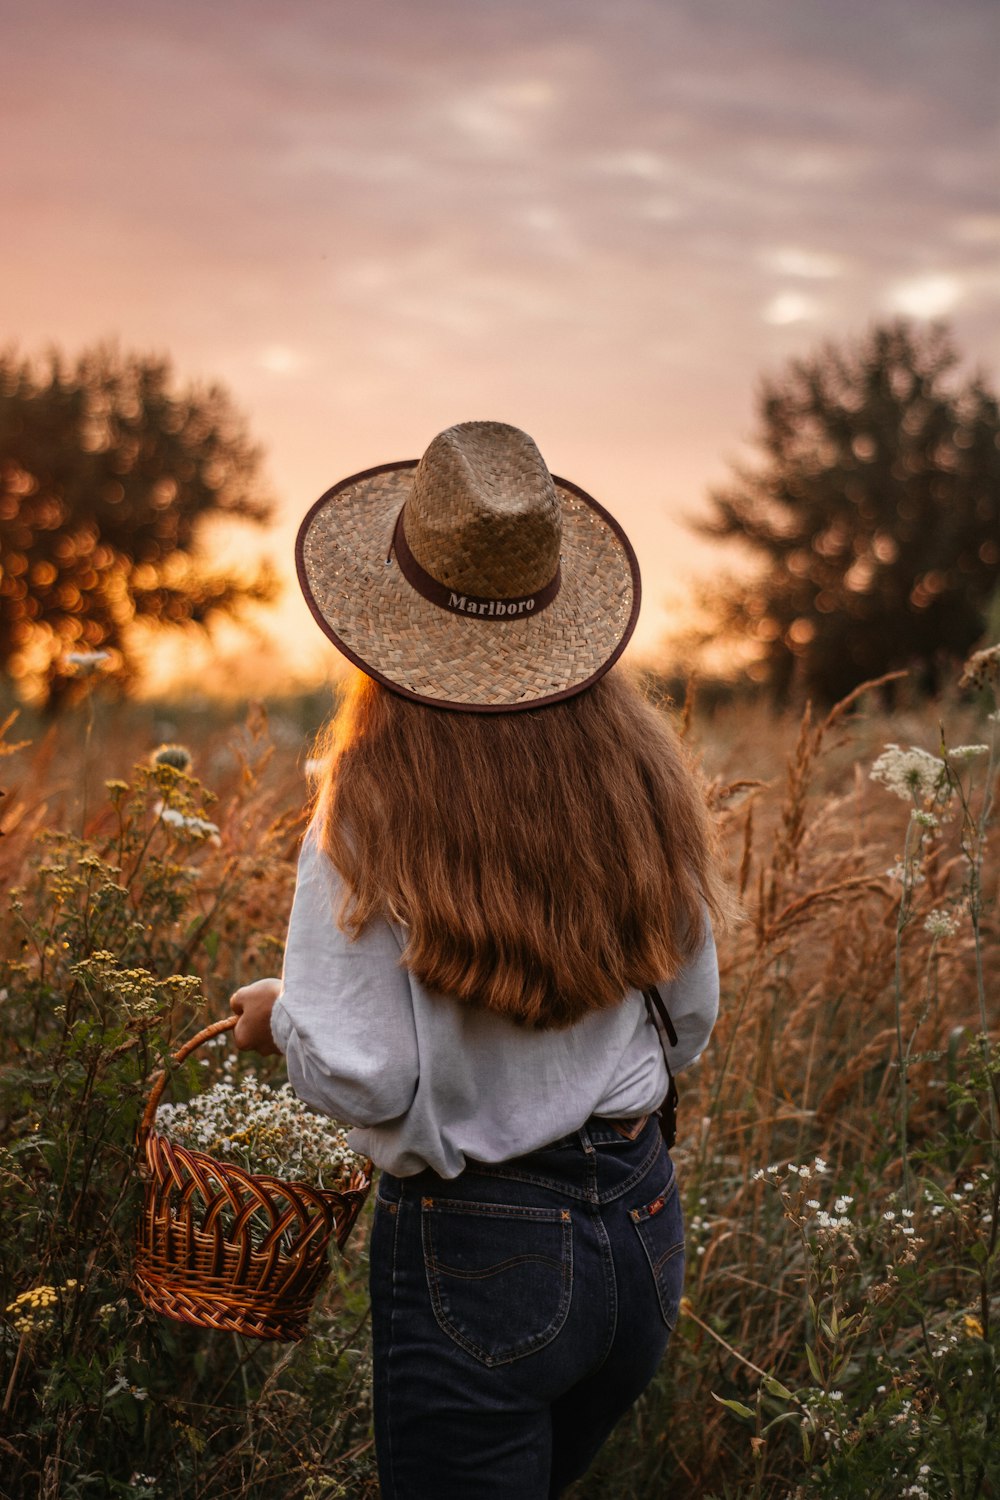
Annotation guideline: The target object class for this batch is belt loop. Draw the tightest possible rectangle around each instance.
[578,1124,595,1156]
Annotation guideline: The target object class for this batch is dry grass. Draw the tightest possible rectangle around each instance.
[1,672,998,1498]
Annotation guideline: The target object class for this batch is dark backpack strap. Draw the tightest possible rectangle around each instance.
[642,985,679,1149]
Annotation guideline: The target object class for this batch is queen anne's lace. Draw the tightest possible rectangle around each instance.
[869,744,950,803]
[924,908,961,939]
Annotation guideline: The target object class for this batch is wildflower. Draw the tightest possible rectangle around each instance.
[886,860,926,886]
[159,807,220,840]
[813,1156,828,1173]
[834,1196,853,1213]
[948,744,989,762]
[883,1210,896,1222]
[912,810,939,828]
[65,650,111,674]
[870,744,949,803]
[964,1315,983,1338]
[151,743,193,772]
[924,908,960,939]
[958,643,1000,691]
[5,1279,78,1335]
[157,1071,365,1190]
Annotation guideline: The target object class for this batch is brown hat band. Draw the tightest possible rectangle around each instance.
[390,508,562,622]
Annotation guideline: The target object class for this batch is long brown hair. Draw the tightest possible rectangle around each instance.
[313,668,727,1029]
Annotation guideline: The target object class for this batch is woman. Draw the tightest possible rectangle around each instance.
[231,422,726,1499]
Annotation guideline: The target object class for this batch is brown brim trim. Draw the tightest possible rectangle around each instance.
[295,460,642,714]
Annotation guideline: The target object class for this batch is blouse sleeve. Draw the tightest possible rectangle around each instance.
[656,914,720,1074]
[269,825,420,1127]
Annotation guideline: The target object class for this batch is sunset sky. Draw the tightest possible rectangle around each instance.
[4,0,999,685]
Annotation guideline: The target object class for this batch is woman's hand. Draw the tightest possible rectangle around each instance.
[229,977,282,1055]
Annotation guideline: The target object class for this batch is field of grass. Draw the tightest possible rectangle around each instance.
[0,664,997,1499]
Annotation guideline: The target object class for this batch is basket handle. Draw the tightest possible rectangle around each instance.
[138,1015,238,1146]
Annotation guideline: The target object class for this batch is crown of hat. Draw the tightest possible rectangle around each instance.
[404,422,562,598]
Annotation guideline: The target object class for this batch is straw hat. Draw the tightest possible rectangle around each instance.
[295,421,641,712]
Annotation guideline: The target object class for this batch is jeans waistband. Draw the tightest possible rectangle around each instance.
[539,1113,651,1152]
[382,1113,665,1205]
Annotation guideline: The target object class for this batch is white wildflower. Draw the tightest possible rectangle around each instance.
[924,908,960,939]
[912,810,939,828]
[883,1210,896,1222]
[948,744,989,762]
[870,744,949,803]
[886,859,926,886]
[157,1068,365,1190]
[159,807,220,840]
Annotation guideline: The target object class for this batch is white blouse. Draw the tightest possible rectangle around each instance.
[270,824,720,1178]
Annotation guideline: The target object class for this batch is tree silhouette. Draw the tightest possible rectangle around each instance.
[700,322,1000,702]
[0,346,278,708]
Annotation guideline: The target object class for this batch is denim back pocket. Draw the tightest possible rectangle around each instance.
[629,1174,685,1330]
[420,1198,573,1367]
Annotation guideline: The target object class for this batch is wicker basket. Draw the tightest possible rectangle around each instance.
[134,1016,372,1341]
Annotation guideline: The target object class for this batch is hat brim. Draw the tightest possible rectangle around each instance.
[296,460,641,712]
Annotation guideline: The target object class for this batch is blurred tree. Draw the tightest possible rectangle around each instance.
[699,321,1000,702]
[0,345,278,708]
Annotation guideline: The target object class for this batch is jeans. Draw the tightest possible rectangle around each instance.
[369,1115,684,1499]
